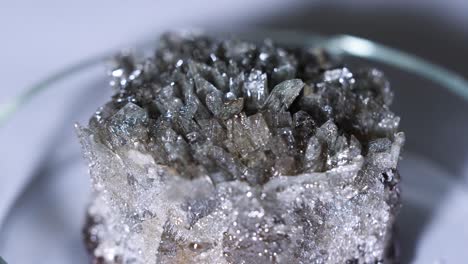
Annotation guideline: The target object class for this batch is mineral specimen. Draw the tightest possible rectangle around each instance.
[77,32,404,264]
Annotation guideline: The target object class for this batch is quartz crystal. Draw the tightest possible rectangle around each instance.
[77,32,404,264]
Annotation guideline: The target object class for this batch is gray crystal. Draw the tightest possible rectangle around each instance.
[304,136,324,172]
[243,69,268,112]
[78,32,404,264]
[104,102,149,149]
[263,79,304,111]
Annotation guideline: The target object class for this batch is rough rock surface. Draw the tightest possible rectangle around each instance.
[77,32,404,264]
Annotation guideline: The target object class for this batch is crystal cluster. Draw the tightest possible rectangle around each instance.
[77,32,404,264]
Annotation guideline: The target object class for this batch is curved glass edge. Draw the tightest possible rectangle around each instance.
[0,55,108,127]
[325,35,468,100]
[1,31,468,128]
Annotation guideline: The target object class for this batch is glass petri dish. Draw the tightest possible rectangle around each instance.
[0,30,467,264]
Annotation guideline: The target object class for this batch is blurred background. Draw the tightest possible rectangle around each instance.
[0,1,467,263]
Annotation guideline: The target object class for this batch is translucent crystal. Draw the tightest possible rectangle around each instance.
[104,102,149,148]
[243,69,268,112]
[263,79,304,111]
[78,32,404,264]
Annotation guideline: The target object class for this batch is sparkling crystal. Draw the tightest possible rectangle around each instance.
[263,79,304,111]
[78,32,404,264]
[243,69,268,113]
